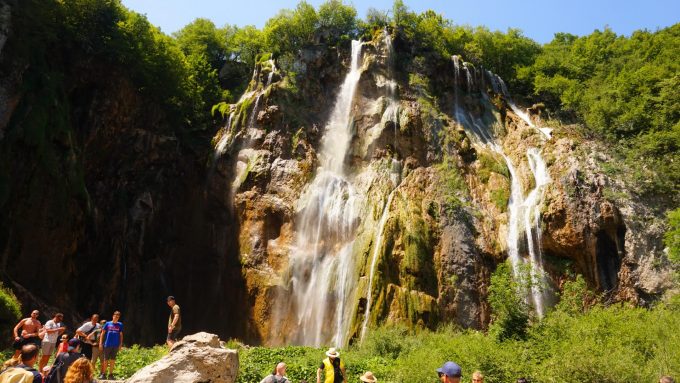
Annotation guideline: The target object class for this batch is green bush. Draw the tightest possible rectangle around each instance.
[0,283,21,342]
[113,345,168,379]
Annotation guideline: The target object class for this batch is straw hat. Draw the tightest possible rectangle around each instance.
[360,371,377,383]
[325,347,340,357]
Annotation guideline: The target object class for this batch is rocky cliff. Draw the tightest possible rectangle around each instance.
[214,31,674,345]
[0,3,673,348]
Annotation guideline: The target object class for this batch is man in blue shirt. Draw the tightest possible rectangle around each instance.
[98,311,123,380]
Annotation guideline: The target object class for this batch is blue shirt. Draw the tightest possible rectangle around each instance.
[102,321,123,347]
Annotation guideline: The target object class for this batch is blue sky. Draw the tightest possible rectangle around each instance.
[120,0,679,44]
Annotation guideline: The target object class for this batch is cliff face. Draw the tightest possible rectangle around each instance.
[0,3,249,344]
[215,32,674,345]
[0,5,673,347]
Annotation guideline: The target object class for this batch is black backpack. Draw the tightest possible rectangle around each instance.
[42,358,64,383]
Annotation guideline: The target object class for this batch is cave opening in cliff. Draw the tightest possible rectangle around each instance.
[595,229,624,292]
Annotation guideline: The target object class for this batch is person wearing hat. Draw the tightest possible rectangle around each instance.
[359,371,377,383]
[316,348,346,383]
[52,338,85,382]
[437,361,462,383]
[166,296,181,347]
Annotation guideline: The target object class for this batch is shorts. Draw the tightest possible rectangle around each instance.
[167,328,181,342]
[13,336,41,350]
[103,346,119,361]
[41,341,57,356]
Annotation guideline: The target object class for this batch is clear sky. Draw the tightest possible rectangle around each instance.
[120,0,679,44]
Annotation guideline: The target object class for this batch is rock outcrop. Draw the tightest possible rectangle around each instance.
[127,332,238,383]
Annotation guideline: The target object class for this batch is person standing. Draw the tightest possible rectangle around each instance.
[98,311,123,380]
[12,310,42,359]
[436,361,462,383]
[166,296,181,347]
[75,314,100,360]
[316,348,346,383]
[259,362,289,383]
[89,320,106,370]
[39,313,65,371]
[0,344,42,383]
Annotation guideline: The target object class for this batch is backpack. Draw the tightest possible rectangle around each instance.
[42,357,65,383]
[0,366,36,383]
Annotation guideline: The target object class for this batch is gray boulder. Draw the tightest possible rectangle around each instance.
[126,332,238,383]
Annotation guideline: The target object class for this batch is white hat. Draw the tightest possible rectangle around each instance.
[325,347,340,357]
[360,371,377,383]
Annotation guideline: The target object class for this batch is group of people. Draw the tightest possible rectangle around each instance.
[1,295,181,383]
[263,349,676,383]
[2,309,124,382]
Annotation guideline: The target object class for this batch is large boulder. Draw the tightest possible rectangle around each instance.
[126,332,238,383]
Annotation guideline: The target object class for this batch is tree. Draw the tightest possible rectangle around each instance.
[173,18,227,71]
[488,261,530,341]
[317,0,358,44]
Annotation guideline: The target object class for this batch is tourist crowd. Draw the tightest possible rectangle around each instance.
[1,309,124,383]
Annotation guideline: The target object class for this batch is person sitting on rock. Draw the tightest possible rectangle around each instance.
[260,362,289,383]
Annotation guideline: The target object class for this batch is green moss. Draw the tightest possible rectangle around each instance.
[477,151,510,183]
[490,187,510,212]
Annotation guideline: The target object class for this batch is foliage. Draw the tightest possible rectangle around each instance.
[173,18,227,70]
[487,261,530,341]
[0,284,21,342]
[232,299,680,383]
[665,208,680,265]
[113,345,167,379]
[523,25,680,195]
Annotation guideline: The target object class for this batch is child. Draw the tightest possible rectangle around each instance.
[57,334,69,356]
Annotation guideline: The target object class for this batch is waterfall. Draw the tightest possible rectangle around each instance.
[524,148,552,316]
[319,40,364,175]
[276,40,364,346]
[248,95,261,129]
[360,183,397,341]
[452,56,552,316]
[215,112,234,156]
[503,149,552,317]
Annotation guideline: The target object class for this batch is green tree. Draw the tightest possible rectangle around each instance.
[263,1,318,55]
[173,18,227,70]
[488,261,530,341]
[317,0,358,44]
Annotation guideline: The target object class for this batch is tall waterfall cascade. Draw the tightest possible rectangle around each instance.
[273,41,365,346]
[452,56,553,316]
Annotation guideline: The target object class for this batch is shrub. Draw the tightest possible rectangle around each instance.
[0,283,21,342]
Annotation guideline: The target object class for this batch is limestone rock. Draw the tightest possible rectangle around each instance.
[126,332,238,383]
